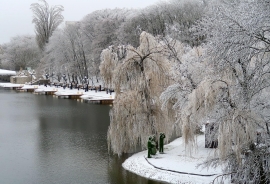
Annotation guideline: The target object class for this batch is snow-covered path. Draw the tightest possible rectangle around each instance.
[123,135,228,184]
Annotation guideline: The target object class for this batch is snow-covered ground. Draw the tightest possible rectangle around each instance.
[123,135,228,184]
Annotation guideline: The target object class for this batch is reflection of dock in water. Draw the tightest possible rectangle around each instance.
[56,94,83,99]
[82,98,114,104]
[80,94,114,104]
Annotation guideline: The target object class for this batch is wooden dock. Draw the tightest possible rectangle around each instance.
[19,85,38,92]
[1,84,24,90]
[56,93,83,99]
[45,91,56,95]
[1,83,114,104]
[14,86,24,90]
[34,89,58,95]
[54,92,83,99]
[82,98,114,104]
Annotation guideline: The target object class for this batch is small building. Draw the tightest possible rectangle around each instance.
[10,75,31,84]
[9,70,34,84]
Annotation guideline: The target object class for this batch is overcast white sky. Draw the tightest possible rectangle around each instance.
[0,0,162,44]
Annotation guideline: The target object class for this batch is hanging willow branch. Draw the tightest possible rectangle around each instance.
[107,32,175,156]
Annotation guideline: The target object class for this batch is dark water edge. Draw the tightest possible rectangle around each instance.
[0,87,164,184]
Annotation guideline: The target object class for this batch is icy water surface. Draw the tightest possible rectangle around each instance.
[0,87,163,184]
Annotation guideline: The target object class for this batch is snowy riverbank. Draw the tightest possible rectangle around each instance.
[0,83,115,101]
[123,135,228,184]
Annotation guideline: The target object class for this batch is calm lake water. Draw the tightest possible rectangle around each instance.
[0,87,163,184]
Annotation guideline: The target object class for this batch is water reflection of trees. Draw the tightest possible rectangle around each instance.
[107,154,163,184]
[37,113,109,157]
[35,96,161,183]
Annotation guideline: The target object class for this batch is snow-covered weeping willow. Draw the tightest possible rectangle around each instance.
[106,32,175,156]
[160,45,208,152]
[161,0,270,182]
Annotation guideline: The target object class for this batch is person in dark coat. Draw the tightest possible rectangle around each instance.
[159,133,166,153]
[147,136,153,158]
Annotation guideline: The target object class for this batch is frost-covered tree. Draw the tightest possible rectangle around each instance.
[42,28,71,82]
[117,0,206,48]
[162,0,206,46]
[0,46,3,69]
[160,44,208,146]
[81,9,131,80]
[44,8,134,84]
[100,45,127,89]
[107,32,174,156]
[1,35,41,70]
[44,23,91,84]
[162,0,270,183]
[64,23,89,80]
[31,0,64,50]
[116,10,141,47]
[139,5,167,37]
[201,1,270,182]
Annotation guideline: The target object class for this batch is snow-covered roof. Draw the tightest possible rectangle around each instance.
[0,69,16,76]
[0,83,23,87]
